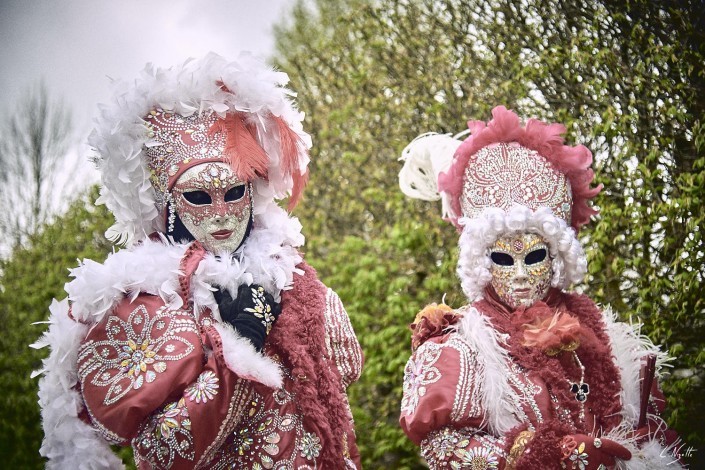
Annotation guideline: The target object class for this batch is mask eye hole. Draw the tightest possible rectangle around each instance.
[491,252,514,266]
[183,190,212,205]
[224,185,246,202]
[525,248,547,265]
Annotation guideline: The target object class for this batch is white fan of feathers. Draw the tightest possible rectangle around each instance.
[398,131,467,217]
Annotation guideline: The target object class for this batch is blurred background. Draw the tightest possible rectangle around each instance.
[1,0,703,468]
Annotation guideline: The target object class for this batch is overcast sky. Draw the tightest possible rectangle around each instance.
[0,0,296,186]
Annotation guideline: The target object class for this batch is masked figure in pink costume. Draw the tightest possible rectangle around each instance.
[398,106,683,469]
[34,53,362,469]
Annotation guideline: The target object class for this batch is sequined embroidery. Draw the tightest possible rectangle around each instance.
[78,304,198,405]
[507,362,543,424]
[461,142,572,223]
[212,393,307,470]
[421,427,505,469]
[451,446,500,469]
[134,397,195,468]
[448,335,482,422]
[185,370,219,404]
[143,110,226,214]
[401,342,443,415]
[244,285,277,334]
[323,289,363,388]
[423,427,470,464]
[299,432,322,461]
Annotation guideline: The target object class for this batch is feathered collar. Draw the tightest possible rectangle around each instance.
[66,206,305,324]
[473,289,623,433]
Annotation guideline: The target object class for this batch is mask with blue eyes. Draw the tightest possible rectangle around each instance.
[171,162,252,254]
[489,232,553,309]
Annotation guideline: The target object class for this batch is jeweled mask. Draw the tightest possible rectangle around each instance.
[171,162,251,253]
[489,232,553,309]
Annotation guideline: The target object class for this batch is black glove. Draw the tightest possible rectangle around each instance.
[214,284,281,352]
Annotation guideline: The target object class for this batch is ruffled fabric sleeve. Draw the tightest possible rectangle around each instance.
[322,288,363,388]
[400,335,510,468]
[131,322,272,469]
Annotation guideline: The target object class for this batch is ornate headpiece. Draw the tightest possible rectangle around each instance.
[89,52,311,245]
[457,142,572,224]
[436,106,601,231]
[399,106,602,299]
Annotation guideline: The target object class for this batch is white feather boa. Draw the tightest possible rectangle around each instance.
[601,307,684,469]
[33,206,303,468]
[454,306,522,435]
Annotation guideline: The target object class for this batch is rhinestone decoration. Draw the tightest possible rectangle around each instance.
[489,233,552,309]
[461,142,572,223]
[143,110,227,215]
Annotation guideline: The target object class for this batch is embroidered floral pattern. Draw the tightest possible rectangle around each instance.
[323,289,363,388]
[185,370,219,404]
[78,304,198,405]
[452,446,499,469]
[134,397,194,468]
[299,432,322,461]
[217,395,303,469]
[422,427,506,469]
[244,286,276,334]
[422,427,470,466]
[401,342,443,415]
[568,441,589,469]
[119,338,156,377]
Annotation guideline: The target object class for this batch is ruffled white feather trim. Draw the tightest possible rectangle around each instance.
[89,52,312,246]
[31,299,125,469]
[67,204,303,324]
[455,307,522,434]
[213,323,283,389]
[457,205,586,302]
[602,306,672,425]
[604,421,686,469]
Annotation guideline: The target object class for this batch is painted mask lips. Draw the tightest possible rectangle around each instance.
[211,230,233,240]
[513,287,531,296]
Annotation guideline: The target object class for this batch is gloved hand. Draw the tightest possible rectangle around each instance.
[560,434,631,470]
[214,284,282,352]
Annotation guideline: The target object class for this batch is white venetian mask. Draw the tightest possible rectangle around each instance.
[171,162,251,254]
[489,232,553,309]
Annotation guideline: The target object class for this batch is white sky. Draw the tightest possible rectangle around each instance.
[0,0,295,187]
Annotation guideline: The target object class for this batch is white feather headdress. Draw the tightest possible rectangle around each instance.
[89,52,312,246]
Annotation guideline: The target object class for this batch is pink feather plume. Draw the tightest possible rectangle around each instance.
[209,113,269,182]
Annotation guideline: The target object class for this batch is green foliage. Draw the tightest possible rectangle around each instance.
[0,187,121,468]
[2,1,702,468]
[274,0,704,467]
